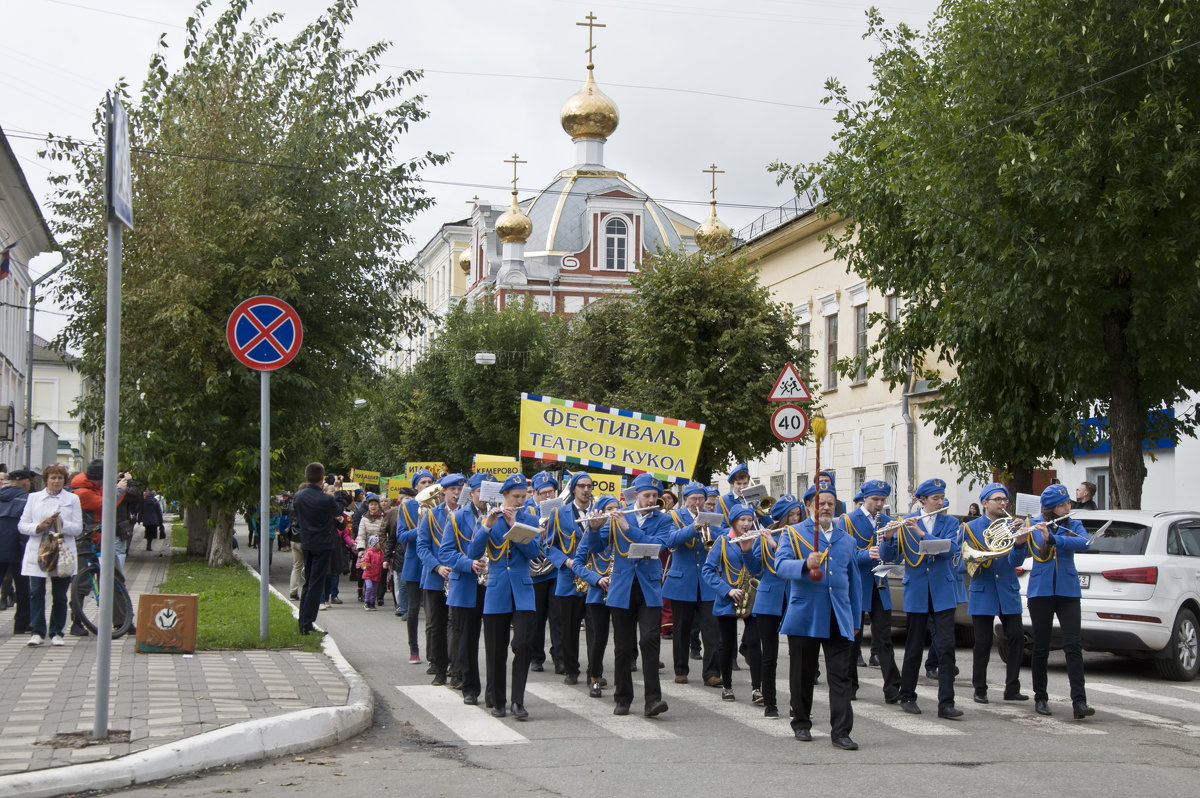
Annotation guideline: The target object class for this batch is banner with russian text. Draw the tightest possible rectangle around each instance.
[565,469,625,501]
[472,454,522,479]
[519,393,705,484]
[404,462,448,484]
[349,469,380,489]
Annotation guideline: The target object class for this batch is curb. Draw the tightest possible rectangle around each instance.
[0,549,372,798]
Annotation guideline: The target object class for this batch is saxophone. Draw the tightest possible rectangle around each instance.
[733,568,759,619]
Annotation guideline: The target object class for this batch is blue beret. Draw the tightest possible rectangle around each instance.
[500,474,528,493]
[860,479,891,499]
[727,463,749,482]
[468,472,496,490]
[410,468,434,488]
[770,494,800,522]
[728,504,754,523]
[852,491,864,503]
[531,472,558,493]
[595,495,617,512]
[1040,483,1070,509]
[438,473,466,488]
[566,471,592,494]
[631,473,663,496]
[914,478,946,498]
[682,481,707,499]
[818,470,837,486]
[705,486,720,498]
[979,482,1009,503]
[803,485,817,503]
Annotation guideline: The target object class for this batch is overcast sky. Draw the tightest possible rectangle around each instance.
[4,0,942,343]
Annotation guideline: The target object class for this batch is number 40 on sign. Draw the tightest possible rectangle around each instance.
[771,405,809,443]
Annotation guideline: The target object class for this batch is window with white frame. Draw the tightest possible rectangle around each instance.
[826,313,838,390]
[854,303,868,384]
[604,217,628,271]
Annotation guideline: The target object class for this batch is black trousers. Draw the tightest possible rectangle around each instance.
[671,598,720,679]
[423,588,450,678]
[299,547,331,632]
[405,580,423,655]
[530,579,553,666]
[757,612,782,707]
[585,602,611,682]
[789,618,854,738]
[483,610,534,705]
[548,583,564,669]
[553,593,586,677]
[900,604,956,709]
[611,581,662,708]
[972,612,1024,695]
[0,561,30,632]
[453,585,486,699]
[717,614,762,690]
[854,589,901,700]
[1029,595,1086,704]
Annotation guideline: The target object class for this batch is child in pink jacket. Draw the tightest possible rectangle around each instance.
[358,535,385,611]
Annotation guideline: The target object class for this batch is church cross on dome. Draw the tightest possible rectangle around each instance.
[504,154,527,197]
[703,163,725,200]
[576,11,606,70]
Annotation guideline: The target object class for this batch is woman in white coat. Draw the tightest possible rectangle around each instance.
[19,464,83,646]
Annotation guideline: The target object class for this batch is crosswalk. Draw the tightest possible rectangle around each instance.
[396,671,1200,748]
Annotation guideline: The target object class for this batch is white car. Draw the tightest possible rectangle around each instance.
[997,510,1200,681]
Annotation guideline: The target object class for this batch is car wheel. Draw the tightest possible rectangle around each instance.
[1154,608,1200,681]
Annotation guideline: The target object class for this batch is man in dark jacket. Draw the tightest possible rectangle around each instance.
[293,462,340,634]
[0,469,34,633]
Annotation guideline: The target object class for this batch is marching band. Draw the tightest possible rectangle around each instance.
[397,463,1096,746]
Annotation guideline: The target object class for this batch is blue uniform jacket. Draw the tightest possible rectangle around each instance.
[602,507,669,610]
[1016,517,1090,599]
[416,503,452,591]
[547,503,590,598]
[880,512,964,613]
[750,531,788,617]
[662,508,717,603]
[397,499,425,582]
[775,519,861,641]
[571,523,614,605]
[701,533,762,617]
[846,507,893,612]
[438,505,481,609]
[963,515,1025,615]
[469,508,542,614]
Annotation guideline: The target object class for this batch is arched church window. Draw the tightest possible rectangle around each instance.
[604,217,628,271]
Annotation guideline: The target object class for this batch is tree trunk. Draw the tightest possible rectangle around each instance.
[206,504,236,566]
[1005,463,1035,499]
[184,505,210,556]
[1102,312,1146,509]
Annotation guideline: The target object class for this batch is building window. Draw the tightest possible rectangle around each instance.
[534,295,552,312]
[604,217,628,271]
[796,473,809,498]
[853,303,868,384]
[883,462,899,512]
[852,467,865,499]
[825,313,838,390]
[563,296,584,313]
[770,475,785,498]
[886,295,902,375]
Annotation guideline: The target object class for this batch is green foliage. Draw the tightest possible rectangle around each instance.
[43,0,445,544]
[772,0,1200,502]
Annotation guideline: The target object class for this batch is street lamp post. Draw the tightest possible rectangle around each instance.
[25,253,69,469]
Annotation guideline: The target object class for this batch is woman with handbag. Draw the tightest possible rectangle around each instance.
[19,464,83,646]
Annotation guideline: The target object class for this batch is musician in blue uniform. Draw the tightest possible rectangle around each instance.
[817,471,847,516]
[573,496,619,697]
[546,472,594,685]
[398,468,433,666]
[845,479,901,704]
[440,472,494,706]
[751,495,799,717]
[416,473,465,686]
[663,481,720,686]
[880,478,965,718]
[717,464,752,524]
[470,473,541,719]
[776,484,861,749]
[527,471,562,673]
[964,483,1030,704]
[604,473,671,718]
[1013,483,1094,718]
[701,504,763,702]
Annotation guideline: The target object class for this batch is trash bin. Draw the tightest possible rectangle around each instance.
[135,593,199,654]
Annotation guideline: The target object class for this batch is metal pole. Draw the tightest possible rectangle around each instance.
[786,442,793,497]
[25,283,37,469]
[260,371,270,641]
[93,217,121,739]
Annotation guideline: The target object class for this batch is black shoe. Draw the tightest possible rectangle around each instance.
[831,736,859,750]
[448,679,463,691]
[751,689,764,705]
[564,674,579,686]
[644,700,668,717]
[764,706,780,718]
[938,706,964,719]
[925,668,938,679]
[70,622,88,637]
[690,650,702,661]
[900,700,922,715]
[589,682,602,698]
[554,664,566,675]
[1004,692,1029,701]
[1073,702,1095,719]
[884,693,900,705]
[394,609,404,617]
[426,664,437,675]
[530,662,544,672]
[794,728,812,741]
[510,703,529,720]
[613,704,630,716]
[299,626,312,635]
[868,653,880,667]
[431,674,446,687]
[14,625,32,635]
[1035,699,1052,716]
[491,706,506,718]
[856,655,867,667]
[850,692,858,702]
[463,694,478,706]
[973,691,989,704]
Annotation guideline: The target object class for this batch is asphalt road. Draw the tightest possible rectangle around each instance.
[101,543,1200,797]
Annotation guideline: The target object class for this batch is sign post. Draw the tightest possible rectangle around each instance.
[768,363,812,495]
[226,296,303,643]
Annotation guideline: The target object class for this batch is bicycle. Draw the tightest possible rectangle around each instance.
[70,537,134,638]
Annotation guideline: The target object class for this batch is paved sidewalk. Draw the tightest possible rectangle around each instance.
[0,528,367,796]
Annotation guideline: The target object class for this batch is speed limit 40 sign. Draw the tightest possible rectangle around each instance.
[770,405,809,443]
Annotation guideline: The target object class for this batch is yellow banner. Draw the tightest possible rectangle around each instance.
[349,468,380,489]
[565,470,624,501]
[384,475,406,500]
[404,462,447,485]
[472,454,521,479]
[518,393,706,484]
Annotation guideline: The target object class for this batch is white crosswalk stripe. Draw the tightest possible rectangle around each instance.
[1099,704,1200,736]
[397,685,528,746]
[525,682,679,739]
[658,681,802,737]
[973,701,1106,734]
[1087,680,1200,713]
[850,701,966,735]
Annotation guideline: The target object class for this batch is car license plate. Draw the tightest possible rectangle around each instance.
[1079,574,1090,589]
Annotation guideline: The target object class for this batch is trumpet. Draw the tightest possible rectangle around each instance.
[756,494,776,515]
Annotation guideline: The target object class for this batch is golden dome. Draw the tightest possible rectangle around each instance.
[560,69,619,141]
[495,194,532,244]
[457,247,471,274]
[695,200,733,250]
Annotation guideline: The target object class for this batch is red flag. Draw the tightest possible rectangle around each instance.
[0,244,13,280]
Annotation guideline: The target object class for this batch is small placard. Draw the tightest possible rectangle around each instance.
[1014,492,1041,518]
[694,511,725,527]
[626,542,661,559]
[741,484,767,506]
[479,481,503,504]
[918,538,952,555]
[504,523,540,544]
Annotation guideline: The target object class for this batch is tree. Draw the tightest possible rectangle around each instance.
[44,0,444,562]
[773,0,1200,504]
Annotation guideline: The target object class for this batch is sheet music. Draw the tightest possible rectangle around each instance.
[918,538,952,555]
[478,481,503,504]
[1015,492,1041,518]
[741,484,767,506]
[539,497,564,515]
[626,543,661,559]
[504,523,540,544]
[621,486,637,503]
[871,563,903,578]
[694,511,725,527]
